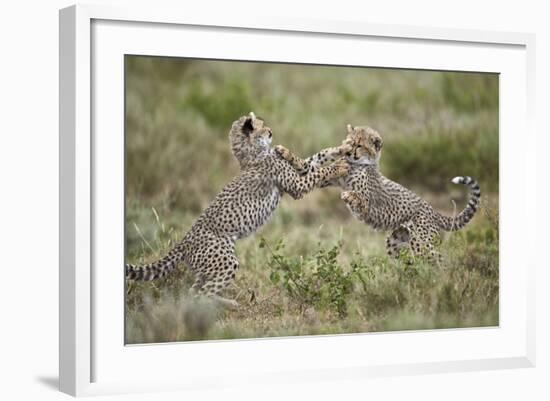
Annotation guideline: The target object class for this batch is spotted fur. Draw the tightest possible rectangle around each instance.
[125,113,348,307]
[276,124,481,261]
[274,144,344,175]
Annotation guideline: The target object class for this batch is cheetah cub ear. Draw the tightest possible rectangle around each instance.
[346,124,354,135]
[242,112,256,135]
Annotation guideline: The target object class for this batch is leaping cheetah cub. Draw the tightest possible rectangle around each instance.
[276,124,481,261]
[126,113,348,308]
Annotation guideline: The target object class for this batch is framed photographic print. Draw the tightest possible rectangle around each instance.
[59,4,536,396]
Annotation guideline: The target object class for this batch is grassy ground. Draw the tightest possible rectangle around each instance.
[125,56,499,344]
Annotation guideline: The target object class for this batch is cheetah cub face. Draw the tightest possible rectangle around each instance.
[343,124,383,166]
[230,112,274,167]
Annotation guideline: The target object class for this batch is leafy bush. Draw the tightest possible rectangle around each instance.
[261,238,364,318]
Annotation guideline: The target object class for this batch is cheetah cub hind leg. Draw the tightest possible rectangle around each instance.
[189,250,240,310]
[385,225,412,260]
[190,279,240,310]
[210,294,240,310]
[414,234,443,265]
[405,226,443,265]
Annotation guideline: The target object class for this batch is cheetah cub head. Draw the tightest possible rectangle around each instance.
[342,124,383,166]
[230,112,274,167]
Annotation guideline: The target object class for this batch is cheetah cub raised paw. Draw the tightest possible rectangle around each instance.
[340,190,368,211]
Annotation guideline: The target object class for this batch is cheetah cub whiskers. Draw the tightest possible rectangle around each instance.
[126,113,348,308]
[276,124,481,262]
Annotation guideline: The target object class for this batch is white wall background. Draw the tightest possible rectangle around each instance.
[0,1,547,400]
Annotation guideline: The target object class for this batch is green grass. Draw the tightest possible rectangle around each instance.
[125,197,498,343]
[383,116,499,192]
[124,56,499,343]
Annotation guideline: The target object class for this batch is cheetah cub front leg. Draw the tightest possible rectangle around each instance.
[275,143,351,174]
[274,144,308,172]
[330,158,351,179]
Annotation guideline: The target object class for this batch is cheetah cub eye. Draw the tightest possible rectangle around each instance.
[373,137,383,151]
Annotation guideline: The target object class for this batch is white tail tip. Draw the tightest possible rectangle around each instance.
[249,111,256,120]
[451,176,462,184]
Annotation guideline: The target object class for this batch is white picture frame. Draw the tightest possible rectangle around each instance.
[59,3,536,397]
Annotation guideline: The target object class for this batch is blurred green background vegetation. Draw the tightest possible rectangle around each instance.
[125,56,499,343]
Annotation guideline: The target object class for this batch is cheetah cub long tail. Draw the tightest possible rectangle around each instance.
[439,176,481,231]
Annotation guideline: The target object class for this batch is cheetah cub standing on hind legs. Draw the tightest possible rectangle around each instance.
[275,124,481,262]
[126,113,349,308]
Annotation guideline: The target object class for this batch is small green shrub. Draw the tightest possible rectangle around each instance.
[261,238,365,318]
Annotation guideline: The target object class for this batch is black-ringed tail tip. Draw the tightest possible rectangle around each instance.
[440,175,481,231]
[451,176,481,196]
[452,176,470,185]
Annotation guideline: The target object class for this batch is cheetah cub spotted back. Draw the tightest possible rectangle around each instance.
[276,124,481,261]
[126,113,348,308]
